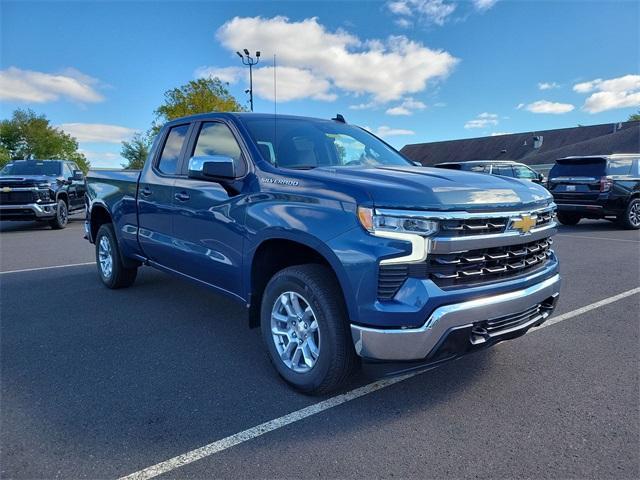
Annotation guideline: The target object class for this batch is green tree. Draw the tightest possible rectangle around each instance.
[628,110,640,122]
[121,132,151,170]
[152,77,245,133]
[0,109,90,172]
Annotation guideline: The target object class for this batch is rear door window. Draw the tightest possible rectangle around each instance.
[157,124,190,175]
[606,159,632,176]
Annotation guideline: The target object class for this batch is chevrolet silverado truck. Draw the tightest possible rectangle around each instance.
[85,113,561,394]
[0,159,86,229]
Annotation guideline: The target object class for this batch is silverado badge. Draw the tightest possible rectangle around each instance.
[511,214,537,234]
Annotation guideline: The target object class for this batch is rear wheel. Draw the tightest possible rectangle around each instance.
[557,212,581,226]
[49,199,68,229]
[95,224,138,288]
[260,264,357,395]
[618,198,640,230]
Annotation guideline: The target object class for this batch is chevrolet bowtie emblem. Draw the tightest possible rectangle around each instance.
[512,214,536,234]
[1,187,11,193]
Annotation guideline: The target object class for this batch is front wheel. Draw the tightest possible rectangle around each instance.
[557,212,581,226]
[95,223,138,288]
[49,199,68,229]
[618,198,640,230]
[261,264,357,395]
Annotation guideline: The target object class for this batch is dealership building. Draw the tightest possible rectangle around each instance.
[400,120,640,167]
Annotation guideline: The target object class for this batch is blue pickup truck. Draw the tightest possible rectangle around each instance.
[85,113,560,394]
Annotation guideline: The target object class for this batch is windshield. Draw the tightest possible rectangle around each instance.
[242,118,412,169]
[549,158,606,179]
[0,160,61,176]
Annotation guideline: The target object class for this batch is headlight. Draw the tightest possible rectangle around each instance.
[357,207,438,236]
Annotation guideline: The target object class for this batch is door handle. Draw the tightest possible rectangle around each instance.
[174,191,190,202]
[140,187,152,197]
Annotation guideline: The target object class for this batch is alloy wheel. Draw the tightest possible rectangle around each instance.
[629,201,640,227]
[98,236,113,279]
[270,291,321,373]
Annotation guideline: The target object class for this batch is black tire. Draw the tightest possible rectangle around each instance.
[260,264,357,395]
[49,199,69,229]
[95,223,138,288]
[556,212,581,226]
[618,198,640,230]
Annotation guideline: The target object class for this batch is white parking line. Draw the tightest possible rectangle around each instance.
[119,286,640,480]
[0,262,95,275]
[556,233,640,243]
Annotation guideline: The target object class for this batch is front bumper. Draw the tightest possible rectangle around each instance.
[0,202,57,219]
[351,273,560,362]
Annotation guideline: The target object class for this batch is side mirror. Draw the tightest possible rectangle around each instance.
[72,170,84,181]
[188,155,236,181]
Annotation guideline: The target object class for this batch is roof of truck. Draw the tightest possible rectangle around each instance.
[164,112,344,125]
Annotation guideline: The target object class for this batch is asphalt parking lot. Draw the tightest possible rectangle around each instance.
[1,218,638,479]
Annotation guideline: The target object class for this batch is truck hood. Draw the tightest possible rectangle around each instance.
[304,166,552,211]
[0,175,56,187]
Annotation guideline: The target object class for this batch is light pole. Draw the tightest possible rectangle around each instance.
[236,49,260,112]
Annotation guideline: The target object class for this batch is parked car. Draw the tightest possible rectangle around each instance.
[85,113,560,394]
[547,154,640,229]
[0,159,86,229]
[434,160,546,184]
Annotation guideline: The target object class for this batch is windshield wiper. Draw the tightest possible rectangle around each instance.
[287,165,317,170]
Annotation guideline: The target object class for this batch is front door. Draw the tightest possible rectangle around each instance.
[171,121,248,298]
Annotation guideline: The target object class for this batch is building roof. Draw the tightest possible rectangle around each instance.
[400,121,640,166]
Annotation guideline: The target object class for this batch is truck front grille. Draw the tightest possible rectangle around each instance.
[377,237,554,299]
[440,211,554,237]
[0,191,36,205]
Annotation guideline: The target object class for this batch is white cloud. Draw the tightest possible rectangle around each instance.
[394,17,413,28]
[207,16,458,103]
[573,74,640,113]
[197,65,335,102]
[386,0,456,26]
[516,103,525,110]
[464,112,498,129]
[376,126,416,137]
[0,67,104,103]
[367,125,415,137]
[386,97,427,115]
[473,0,498,11]
[349,102,377,110]
[525,100,575,114]
[538,81,560,90]
[490,131,512,136]
[79,150,122,168]
[59,123,137,143]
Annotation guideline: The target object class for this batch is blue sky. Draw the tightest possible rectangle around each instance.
[1,0,639,167]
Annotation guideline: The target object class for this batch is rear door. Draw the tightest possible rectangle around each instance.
[547,158,606,204]
[137,123,192,265]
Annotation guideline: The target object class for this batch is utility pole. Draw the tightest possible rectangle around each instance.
[236,49,260,112]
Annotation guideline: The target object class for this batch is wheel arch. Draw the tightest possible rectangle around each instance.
[246,235,355,329]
